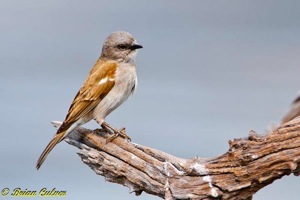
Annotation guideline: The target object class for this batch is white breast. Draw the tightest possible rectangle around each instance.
[93,63,137,124]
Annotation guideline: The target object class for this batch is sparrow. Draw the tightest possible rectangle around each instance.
[36,31,143,170]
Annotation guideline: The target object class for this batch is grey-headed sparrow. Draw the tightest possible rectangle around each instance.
[36,31,142,169]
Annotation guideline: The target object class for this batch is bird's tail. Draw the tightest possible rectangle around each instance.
[36,131,66,170]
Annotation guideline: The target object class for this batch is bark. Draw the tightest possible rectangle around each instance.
[51,117,300,200]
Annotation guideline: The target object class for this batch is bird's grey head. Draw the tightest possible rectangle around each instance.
[101,31,143,63]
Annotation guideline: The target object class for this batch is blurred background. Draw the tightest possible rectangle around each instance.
[1,0,300,199]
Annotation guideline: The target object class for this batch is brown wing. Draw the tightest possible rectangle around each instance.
[57,61,117,133]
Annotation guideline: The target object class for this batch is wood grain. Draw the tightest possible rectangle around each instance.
[51,117,300,200]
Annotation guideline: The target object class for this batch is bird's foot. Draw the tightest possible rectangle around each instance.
[106,127,131,143]
[101,122,131,143]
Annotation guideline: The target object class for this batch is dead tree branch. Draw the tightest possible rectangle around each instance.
[52,117,300,200]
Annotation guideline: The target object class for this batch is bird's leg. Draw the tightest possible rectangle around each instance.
[101,121,131,142]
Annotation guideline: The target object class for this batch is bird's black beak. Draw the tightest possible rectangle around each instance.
[130,42,143,50]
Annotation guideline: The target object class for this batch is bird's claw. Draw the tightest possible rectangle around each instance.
[106,127,131,143]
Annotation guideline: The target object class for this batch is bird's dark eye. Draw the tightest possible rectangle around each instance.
[117,44,127,50]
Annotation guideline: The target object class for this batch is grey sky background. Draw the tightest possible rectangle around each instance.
[1,0,300,199]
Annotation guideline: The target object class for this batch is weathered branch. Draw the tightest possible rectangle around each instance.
[52,117,300,200]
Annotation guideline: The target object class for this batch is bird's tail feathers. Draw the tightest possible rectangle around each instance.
[36,131,66,170]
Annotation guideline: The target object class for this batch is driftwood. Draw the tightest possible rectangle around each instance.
[52,117,300,200]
